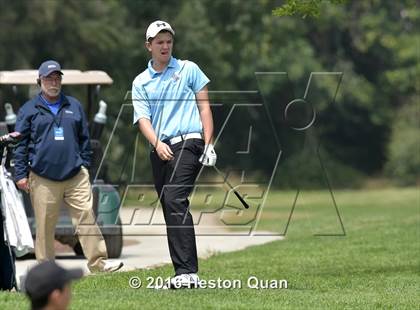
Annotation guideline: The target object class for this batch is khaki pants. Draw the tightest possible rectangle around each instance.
[29,167,107,271]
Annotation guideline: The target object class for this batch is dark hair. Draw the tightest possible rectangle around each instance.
[148,30,173,43]
[29,285,65,310]
[30,294,49,310]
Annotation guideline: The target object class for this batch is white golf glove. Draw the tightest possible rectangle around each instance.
[199,144,217,166]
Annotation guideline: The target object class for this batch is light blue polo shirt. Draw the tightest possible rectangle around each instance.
[132,56,210,141]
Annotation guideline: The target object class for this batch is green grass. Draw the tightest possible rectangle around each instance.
[1,187,419,309]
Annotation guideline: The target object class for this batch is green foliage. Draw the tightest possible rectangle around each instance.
[276,145,364,188]
[0,0,418,186]
[272,0,348,18]
[385,99,420,185]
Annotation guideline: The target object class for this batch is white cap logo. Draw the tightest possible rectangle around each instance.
[146,20,175,41]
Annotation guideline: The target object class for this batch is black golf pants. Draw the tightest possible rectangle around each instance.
[150,138,204,275]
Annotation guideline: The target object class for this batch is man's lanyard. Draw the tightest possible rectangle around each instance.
[39,94,64,127]
[39,94,65,140]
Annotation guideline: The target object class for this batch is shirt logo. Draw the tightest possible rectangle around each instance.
[172,73,180,82]
[64,110,73,114]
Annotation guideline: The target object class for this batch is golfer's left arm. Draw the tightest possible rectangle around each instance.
[196,86,214,144]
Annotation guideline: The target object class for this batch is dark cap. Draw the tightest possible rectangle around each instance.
[38,60,64,77]
[25,261,83,300]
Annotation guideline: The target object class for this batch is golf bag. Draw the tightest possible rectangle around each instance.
[0,132,34,291]
[0,210,16,290]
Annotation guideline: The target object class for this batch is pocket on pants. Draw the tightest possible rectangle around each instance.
[79,166,91,181]
[192,139,205,156]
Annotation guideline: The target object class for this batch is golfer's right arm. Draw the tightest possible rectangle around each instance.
[138,118,174,160]
[132,83,173,161]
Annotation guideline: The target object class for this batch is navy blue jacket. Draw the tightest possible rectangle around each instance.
[14,93,91,181]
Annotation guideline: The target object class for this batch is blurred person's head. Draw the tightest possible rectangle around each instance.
[145,21,175,66]
[24,261,83,310]
[37,60,63,100]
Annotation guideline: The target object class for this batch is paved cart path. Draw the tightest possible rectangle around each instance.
[15,207,283,286]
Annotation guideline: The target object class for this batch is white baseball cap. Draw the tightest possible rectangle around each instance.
[146,20,175,41]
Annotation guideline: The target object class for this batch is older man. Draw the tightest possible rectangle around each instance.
[14,60,122,273]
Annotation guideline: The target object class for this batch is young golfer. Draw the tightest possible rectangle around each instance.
[132,20,217,288]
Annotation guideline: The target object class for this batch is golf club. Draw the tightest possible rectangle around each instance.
[213,165,250,209]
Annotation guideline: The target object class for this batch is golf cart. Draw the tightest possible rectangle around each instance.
[0,70,122,258]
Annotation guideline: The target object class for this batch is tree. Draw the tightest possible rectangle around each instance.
[0,0,418,187]
[272,0,348,18]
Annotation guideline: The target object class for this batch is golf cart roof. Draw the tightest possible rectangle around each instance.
[0,70,113,85]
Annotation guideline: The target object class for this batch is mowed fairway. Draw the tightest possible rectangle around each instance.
[1,187,418,309]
